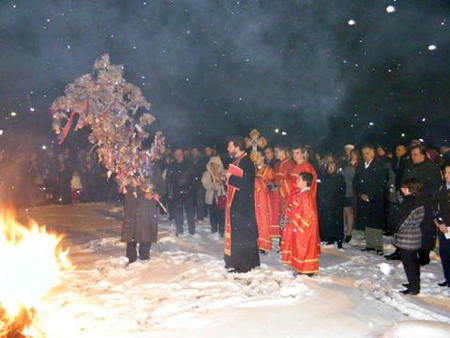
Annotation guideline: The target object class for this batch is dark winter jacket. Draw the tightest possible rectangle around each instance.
[403,159,442,249]
[391,156,408,190]
[433,183,450,227]
[393,194,424,250]
[166,160,196,200]
[353,159,388,229]
[319,172,346,242]
[121,164,165,243]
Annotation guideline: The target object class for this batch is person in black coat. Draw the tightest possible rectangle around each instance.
[433,163,450,287]
[353,145,388,255]
[403,144,442,265]
[224,136,260,273]
[392,144,408,191]
[166,149,197,235]
[319,161,346,248]
[121,164,165,264]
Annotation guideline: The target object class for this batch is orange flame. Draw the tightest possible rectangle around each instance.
[0,210,71,336]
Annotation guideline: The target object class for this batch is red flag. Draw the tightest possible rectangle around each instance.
[58,111,76,145]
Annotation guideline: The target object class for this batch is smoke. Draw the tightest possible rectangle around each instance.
[0,0,449,151]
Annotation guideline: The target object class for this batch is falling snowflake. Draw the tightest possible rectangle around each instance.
[386,5,396,13]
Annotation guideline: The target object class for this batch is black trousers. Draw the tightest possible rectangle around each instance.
[173,194,196,235]
[401,249,420,292]
[418,249,431,265]
[209,203,225,236]
[195,184,207,221]
[126,242,152,262]
[439,233,450,283]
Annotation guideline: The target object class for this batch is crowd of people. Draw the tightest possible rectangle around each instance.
[121,137,450,296]
[0,147,120,207]
[1,136,449,296]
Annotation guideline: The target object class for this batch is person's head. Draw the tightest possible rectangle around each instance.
[304,145,314,162]
[227,136,245,157]
[377,146,386,157]
[327,161,338,175]
[297,172,313,190]
[401,177,422,196]
[292,144,307,164]
[264,146,275,162]
[396,144,406,158]
[344,144,355,158]
[183,149,191,160]
[191,147,201,158]
[204,146,214,157]
[324,153,334,164]
[410,145,427,164]
[208,155,223,173]
[274,144,289,161]
[255,149,265,167]
[174,149,184,163]
[350,149,359,163]
[361,145,375,163]
[444,164,450,183]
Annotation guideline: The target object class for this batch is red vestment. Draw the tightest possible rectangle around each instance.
[281,187,320,274]
[287,161,318,205]
[255,165,274,252]
[272,158,296,236]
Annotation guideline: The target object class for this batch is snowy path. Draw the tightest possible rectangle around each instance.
[18,203,450,337]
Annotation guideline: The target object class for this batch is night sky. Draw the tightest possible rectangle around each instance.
[1,0,449,153]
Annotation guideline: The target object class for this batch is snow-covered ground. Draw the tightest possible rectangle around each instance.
[18,203,450,337]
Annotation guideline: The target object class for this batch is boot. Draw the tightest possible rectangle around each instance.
[385,248,401,260]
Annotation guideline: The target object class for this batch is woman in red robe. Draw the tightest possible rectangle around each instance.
[254,150,274,252]
[281,172,320,275]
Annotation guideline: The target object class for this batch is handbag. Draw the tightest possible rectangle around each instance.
[217,195,227,210]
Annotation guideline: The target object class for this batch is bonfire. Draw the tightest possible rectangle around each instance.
[0,211,71,337]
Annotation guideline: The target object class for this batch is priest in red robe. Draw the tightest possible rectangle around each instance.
[281,172,320,275]
[273,144,296,235]
[254,149,274,252]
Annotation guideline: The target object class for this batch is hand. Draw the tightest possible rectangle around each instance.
[438,224,448,233]
[361,194,369,202]
[225,172,232,180]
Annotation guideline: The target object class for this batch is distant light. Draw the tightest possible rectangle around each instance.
[42,145,47,150]
[274,128,280,134]
[428,45,437,51]
[419,138,425,143]
[348,19,356,26]
[0,130,3,136]
[401,133,405,138]
[422,117,426,122]
[281,131,287,136]
[386,5,396,13]
[10,112,17,117]
[30,107,35,112]
[369,122,374,126]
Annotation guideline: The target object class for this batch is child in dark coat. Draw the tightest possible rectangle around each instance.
[393,178,425,295]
